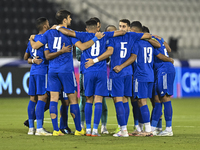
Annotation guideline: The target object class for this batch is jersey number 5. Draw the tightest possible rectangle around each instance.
[120,42,127,58]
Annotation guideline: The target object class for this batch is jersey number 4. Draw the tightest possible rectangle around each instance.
[31,48,37,58]
[53,37,61,51]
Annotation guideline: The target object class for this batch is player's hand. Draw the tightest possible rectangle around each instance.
[29,35,35,40]
[60,43,72,53]
[95,32,105,39]
[85,58,94,68]
[33,56,43,65]
[50,25,57,29]
[169,58,174,64]
[152,35,161,40]
[113,65,123,73]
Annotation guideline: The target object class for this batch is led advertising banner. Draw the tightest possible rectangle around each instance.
[0,67,30,97]
[181,67,200,97]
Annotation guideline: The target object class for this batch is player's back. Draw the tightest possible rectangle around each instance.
[133,40,155,82]
[41,28,75,73]
[76,31,114,73]
[26,34,48,75]
[153,38,175,76]
[109,32,140,78]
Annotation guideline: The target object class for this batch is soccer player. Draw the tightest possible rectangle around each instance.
[24,17,52,136]
[29,10,104,136]
[143,26,175,136]
[113,21,173,136]
[77,17,109,134]
[85,19,152,137]
[57,18,127,136]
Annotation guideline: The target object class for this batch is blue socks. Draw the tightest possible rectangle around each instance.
[151,102,162,127]
[85,102,93,129]
[70,104,81,131]
[115,101,126,126]
[49,101,59,131]
[93,103,102,129]
[123,102,129,125]
[140,105,150,123]
[164,101,173,127]
[35,100,46,129]
[60,105,69,129]
[131,101,140,126]
[28,100,36,128]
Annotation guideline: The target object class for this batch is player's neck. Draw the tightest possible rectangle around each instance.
[59,24,67,28]
[38,30,46,35]
[88,30,96,33]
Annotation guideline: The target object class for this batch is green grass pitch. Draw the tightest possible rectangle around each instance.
[0,97,200,150]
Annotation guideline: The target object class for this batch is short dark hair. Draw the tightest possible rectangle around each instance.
[119,19,130,27]
[90,17,101,23]
[105,25,117,31]
[55,10,71,24]
[130,21,142,31]
[36,17,48,31]
[85,19,97,28]
[142,26,150,33]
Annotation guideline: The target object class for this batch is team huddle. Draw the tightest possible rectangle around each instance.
[24,9,175,137]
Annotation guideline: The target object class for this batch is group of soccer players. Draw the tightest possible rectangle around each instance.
[24,9,175,137]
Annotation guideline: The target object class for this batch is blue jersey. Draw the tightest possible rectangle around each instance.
[26,34,48,75]
[75,31,114,74]
[132,40,159,82]
[153,37,175,76]
[108,32,143,78]
[39,27,79,73]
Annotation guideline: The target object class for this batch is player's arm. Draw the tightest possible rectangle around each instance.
[74,32,105,51]
[113,30,126,37]
[140,33,152,40]
[147,38,161,48]
[29,35,44,49]
[45,43,72,60]
[156,53,174,64]
[113,54,137,73]
[28,56,43,65]
[85,46,114,68]
[153,35,171,52]
[56,26,76,37]
[24,52,30,61]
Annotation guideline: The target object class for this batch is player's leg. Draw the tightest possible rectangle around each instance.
[60,72,83,136]
[157,94,173,136]
[79,73,86,129]
[92,95,103,137]
[91,71,108,137]
[101,97,109,134]
[35,93,52,136]
[27,95,37,135]
[48,73,64,136]
[113,97,128,137]
[27,75,37,135]
[134,81,153,136]
[123,75,132,126]
[85,96,94,136]
[156,72,175,136]
[130,97,142,135]
[34,75,52,136]
[150,95,162,135]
